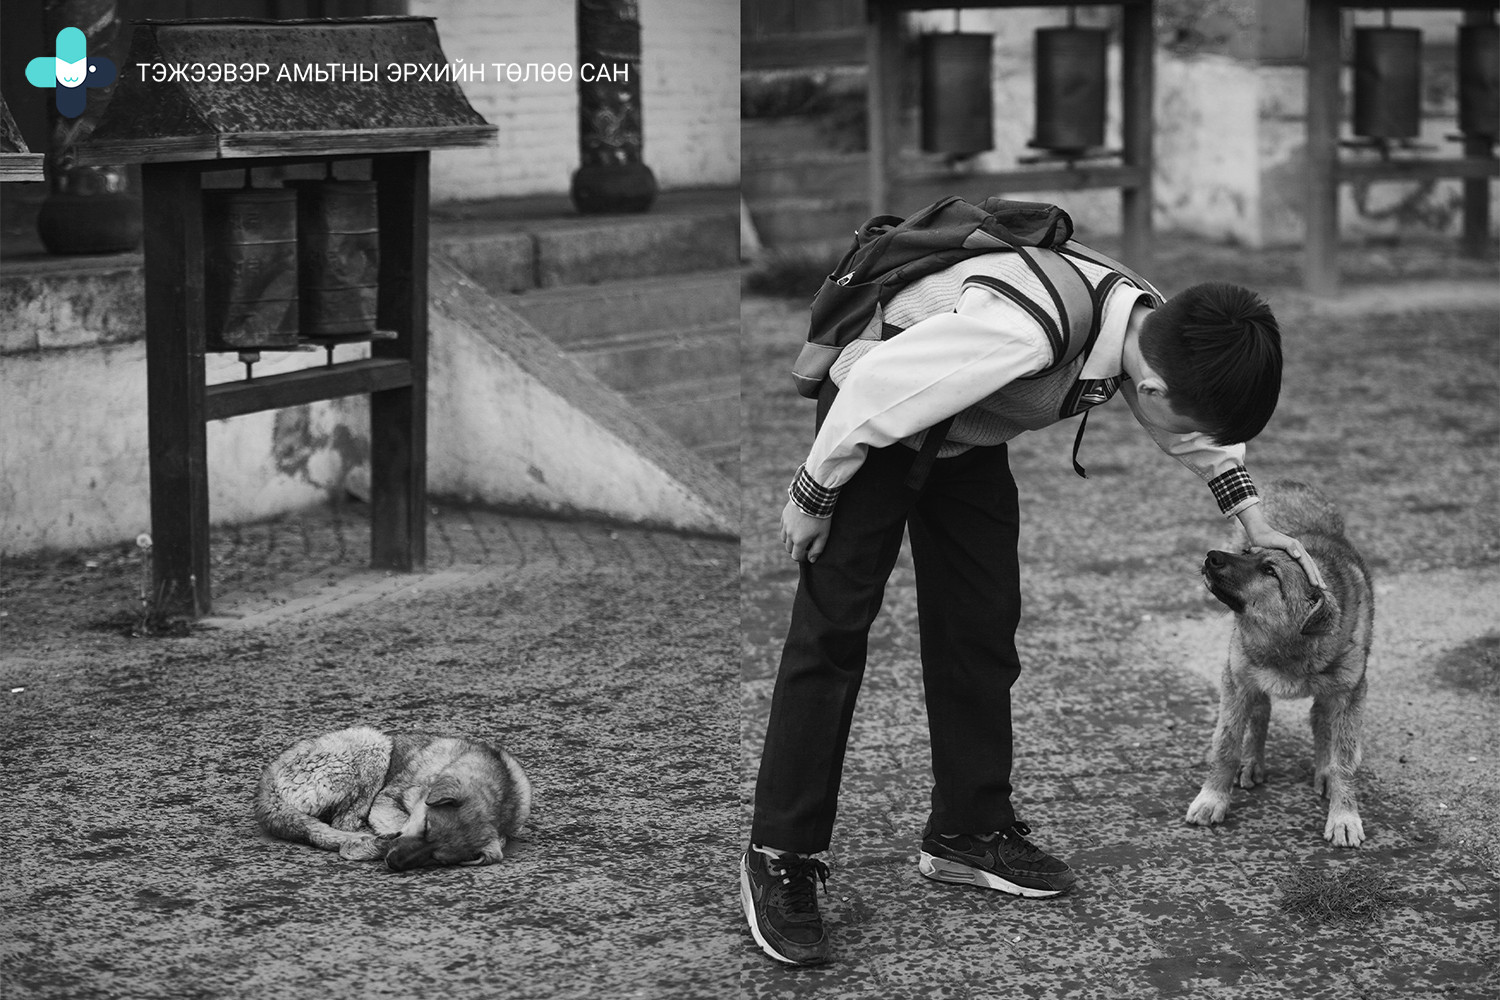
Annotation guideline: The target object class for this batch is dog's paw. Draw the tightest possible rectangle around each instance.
[1237,761,1266,789]
[1185,788,1230,826]
[1324,810,1365,848]
[338,835,390,862]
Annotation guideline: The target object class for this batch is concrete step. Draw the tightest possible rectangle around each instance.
[742,118,864,163]
[501,269,739,345]
[742,152,868,200]
[433,189,740,292]
[743,195,868,248]
[626,375,740,454]
[566,321,739,397]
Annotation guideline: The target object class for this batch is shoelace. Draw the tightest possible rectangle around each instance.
[998,821,1050,862]
[769,856,830,914]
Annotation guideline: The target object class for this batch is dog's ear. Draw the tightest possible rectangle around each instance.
[425,776,462,808]
[1300,589,1339,636]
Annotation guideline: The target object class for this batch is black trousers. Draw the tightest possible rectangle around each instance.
[751,438,1024,854]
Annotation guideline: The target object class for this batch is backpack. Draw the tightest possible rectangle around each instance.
[790,195,1160,483]
[791,195,1155,400]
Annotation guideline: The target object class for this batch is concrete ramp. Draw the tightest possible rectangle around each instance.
[426,259,737,537]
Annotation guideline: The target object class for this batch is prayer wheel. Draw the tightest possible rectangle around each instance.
[287,180,380,336]
[202,188,299,350]
[1352,27,1421,140]
[1031,27,1108,155]
[920,33,994,155]
[1458,24,1499,140]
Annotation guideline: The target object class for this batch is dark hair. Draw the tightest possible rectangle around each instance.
[1139,282,1282,445]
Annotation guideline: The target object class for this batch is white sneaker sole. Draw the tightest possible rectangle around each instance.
[740,854,823,966]
[918,850,1070,898]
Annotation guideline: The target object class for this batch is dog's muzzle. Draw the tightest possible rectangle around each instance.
[1202,552,1244,612]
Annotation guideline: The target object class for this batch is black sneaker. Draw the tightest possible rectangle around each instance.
[918,821,1077,897]
[740,848,832,966]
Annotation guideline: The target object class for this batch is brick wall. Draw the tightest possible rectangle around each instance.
[415,0,738,201]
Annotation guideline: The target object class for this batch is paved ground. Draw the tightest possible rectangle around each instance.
[1,505,741,1000]
[739,237,1498,999]
[1,234,1495,1000]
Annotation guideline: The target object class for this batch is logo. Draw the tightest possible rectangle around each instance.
[26,27,117,118]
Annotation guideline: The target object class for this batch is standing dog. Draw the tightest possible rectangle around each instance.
[255,726,531,870]
[1186,481,1373,848]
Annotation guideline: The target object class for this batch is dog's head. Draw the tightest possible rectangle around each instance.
[1203,548,1337,637]
[384,750,517,871]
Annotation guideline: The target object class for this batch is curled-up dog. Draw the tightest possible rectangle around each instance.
[1186,481,1373,848]
[255,726,531,870]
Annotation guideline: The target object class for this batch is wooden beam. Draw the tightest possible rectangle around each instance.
[897,164,1147,212]
[370,151,430,572]
[204,359,414,421]
[867,2,903,215]
[1120,0,1155,269]
[743,31,867,70]
[1461,5,1497,258]
[1337,155,1500,183]
[1305,0,1344,296]
[141,162,212,616]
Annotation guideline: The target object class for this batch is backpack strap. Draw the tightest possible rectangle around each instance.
[903,415,954,491]
[957,248,1096,379]
[1014,246,1096,375]
[1056,241,1165,305]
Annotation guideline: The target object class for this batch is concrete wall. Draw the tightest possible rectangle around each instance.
[419,0,739,201]
[0,336,368,556]
[0,258,733,557]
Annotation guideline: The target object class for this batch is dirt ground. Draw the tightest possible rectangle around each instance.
[1,234,1495,999]
[736,236,1498,997]
[741,236,1500,876]
[1,511,743,999]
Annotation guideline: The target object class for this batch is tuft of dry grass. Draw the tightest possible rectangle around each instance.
[1277,863,1399,926]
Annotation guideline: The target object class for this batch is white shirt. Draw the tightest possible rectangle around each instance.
[800,279,1256,516]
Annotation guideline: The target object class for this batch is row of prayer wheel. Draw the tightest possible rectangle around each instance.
[919,22,1499,156]
[203,180,380,351]
[1355,24,1498,140]
[921,27,1109,157]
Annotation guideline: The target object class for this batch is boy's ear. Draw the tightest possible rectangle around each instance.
[1135,375,1169,399]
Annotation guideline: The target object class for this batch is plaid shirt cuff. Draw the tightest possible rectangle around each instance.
[788,464,839,518]
[1209,467,1259,517]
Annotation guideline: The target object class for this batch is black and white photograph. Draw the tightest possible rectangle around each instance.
[2,0,1497,998]
[2,1,741,996]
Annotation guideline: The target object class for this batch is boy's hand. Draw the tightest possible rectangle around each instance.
[781,500,832,563]
[1238,505,1325,589]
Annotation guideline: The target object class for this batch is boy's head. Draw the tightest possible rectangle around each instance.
[1137,282,1282,446]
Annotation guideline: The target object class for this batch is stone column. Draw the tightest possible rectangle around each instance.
[570,0,657,214]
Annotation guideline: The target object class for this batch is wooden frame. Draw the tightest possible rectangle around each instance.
[865,0,1156,267]
[1304,0,1498,295]
[141,151,430,615]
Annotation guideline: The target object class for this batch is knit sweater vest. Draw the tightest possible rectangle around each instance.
[829,250,1136,456]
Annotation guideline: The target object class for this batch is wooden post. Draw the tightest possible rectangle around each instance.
[1461,6,1495,259]
[1120,0,1155,270]
[1305,0,1343,296]
[867,0,902,215]
[141,162,211,615]
[370,151,429,572]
